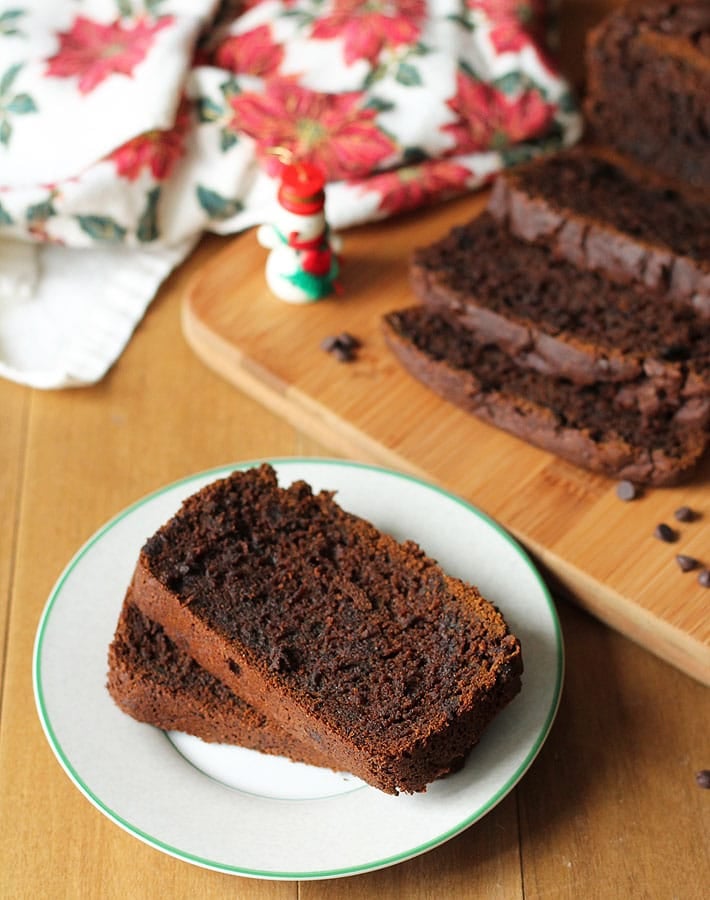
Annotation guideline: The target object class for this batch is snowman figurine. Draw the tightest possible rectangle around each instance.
[257,161,341,303]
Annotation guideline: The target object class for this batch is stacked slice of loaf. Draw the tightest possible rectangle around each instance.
[108,594,341,768]
[383,0,710,487]
[108,464,523,795]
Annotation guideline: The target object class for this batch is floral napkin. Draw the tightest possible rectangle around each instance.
[0,0,580,388]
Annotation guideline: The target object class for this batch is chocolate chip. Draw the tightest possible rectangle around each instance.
[674,505,698,523]
[337,331,361,350]
[320,335,339,352]
[653,523,678,543]
[695,770,710,789]
[332,344,354,362]
[616,480,639,501]
[698,569,710,588]
[321,331,361,362]
[676,554,699,572]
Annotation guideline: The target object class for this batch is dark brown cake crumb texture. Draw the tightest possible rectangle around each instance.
[142,465,520,744]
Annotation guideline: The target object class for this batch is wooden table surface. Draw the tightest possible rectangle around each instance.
[2,3,709,897]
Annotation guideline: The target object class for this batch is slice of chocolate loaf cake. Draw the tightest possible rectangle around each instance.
[584,0,710,191]
[107,595,339,769]
[410,212,710,397]
[488,148,710,314]
[126,464,523,795]
[383,307,709,486]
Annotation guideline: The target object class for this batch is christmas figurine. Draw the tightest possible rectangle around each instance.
[257,161,341,303]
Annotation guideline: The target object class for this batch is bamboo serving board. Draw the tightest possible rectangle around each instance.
[182,193,710,686]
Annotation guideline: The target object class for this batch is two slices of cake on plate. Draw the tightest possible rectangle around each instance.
[108,464,523,795]
[384,0,710,487]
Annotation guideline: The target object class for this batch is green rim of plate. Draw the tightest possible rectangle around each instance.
[33,457,564,880]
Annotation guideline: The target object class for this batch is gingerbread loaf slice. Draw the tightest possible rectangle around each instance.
[487,148,710,315]
[126,464,523,795]
[383,306,709,486]
[107,595,339,769]
[410,212,710,398]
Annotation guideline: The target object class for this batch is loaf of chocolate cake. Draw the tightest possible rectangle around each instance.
[488,148,710,314]
[124,464,523,795]
[410,213,710,399]
[584,0,710,191]
[107,595,339,769]
[381,2,710,487]
[383,307,709,487]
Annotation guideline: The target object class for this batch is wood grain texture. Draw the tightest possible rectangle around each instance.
[3,2,710,896]
[516,603,710,899]
[2,237,709,899]
[182,199,710,686]
[0,378,28,683]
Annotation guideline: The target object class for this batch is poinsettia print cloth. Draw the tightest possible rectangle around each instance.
[0,0,580,387]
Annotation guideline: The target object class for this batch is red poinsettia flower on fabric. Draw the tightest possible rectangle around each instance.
[108,98,191,181]
[214,24,284,78]
[443,70,553,153]
[311,0,426,66]
[229,79,397,180]
[45,15,172,95]
[353,158,471,215]
[469,0,546,54]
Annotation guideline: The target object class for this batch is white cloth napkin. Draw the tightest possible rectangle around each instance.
[0,0,580,388]
[0,239,195,388]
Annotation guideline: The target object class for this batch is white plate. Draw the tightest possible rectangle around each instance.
[33,459,563,880]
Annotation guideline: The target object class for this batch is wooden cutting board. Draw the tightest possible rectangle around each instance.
[182,192,710,686]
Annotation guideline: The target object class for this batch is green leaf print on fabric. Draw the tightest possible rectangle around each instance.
[196,96,223,124]
[219,129,238,152]
[76,215,127,242]
[395,61,422,87]
[26,197,56,223]
[196,78,242,154]
[196,185,243,220]
[0,9,26,38]
[0,62,38,147]
[5,92,36,113]
[0,62,21,95]
[493,71,526,96]
[136,187,160,242]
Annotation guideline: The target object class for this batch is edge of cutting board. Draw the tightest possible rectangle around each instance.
[181,197,710,686]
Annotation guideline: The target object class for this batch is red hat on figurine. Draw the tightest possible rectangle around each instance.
[277,161,326,215]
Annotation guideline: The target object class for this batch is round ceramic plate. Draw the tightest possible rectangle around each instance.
[33,459,563,880]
